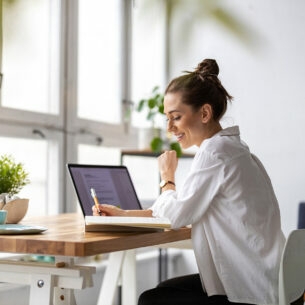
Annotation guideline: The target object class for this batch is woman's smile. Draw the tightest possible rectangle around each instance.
[175,133,184,142]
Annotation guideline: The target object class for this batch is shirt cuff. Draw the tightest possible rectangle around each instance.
[149,190,176,218]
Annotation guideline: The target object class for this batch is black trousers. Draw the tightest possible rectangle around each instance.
[138,273,304,305]
[138,274,253,305]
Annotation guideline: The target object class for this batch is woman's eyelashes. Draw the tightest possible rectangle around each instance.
[166,116,181,122]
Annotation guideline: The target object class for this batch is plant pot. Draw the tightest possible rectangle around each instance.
[0,198,29,224]
[138,127,161,150]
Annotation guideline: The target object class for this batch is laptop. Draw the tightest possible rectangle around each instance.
[67,164,143,217]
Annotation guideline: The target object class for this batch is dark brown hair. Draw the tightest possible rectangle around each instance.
[165,59,233,120]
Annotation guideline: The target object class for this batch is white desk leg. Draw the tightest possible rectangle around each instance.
[0,257,94,305]
[97,251,126,305]
[53,287,77,305]
[52,257,77,305]
[29,273,77,305]
[122,249,136,305]
[29,273,54,305]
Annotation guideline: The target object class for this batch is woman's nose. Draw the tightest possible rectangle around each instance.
[167,120,175,132]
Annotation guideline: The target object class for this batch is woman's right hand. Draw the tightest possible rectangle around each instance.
[92,204,127,216]
[158,150,178,181]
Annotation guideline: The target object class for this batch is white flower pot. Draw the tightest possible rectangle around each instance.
[138,127,161,150]
[0,198,29,224]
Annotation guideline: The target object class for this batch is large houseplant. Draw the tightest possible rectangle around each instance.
[0,154,30,223]
[136,86,182,157]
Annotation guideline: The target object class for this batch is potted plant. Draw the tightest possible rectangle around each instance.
[136,86,182,157]
[0,154,30,223]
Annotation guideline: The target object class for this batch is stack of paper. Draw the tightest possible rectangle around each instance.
[85,216,171,232]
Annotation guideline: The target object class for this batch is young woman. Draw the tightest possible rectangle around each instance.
[93,59,294,305]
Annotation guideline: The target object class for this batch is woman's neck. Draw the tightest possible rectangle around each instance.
[204,121,222,140]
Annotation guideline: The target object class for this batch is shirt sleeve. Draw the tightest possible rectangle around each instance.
[150,150,225,229]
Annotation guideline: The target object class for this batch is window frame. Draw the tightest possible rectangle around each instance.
[0,0,167,215]
[64,0,136,149]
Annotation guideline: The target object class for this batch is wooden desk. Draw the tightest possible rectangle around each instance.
[0,213,191,305]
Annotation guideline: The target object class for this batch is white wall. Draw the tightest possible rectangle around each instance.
[168,0,305,236]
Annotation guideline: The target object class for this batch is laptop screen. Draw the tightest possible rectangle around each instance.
[67,164,142,216]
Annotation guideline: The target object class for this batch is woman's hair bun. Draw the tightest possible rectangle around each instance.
[195,59,219,77]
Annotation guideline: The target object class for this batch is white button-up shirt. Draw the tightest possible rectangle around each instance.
[150,126,285,305]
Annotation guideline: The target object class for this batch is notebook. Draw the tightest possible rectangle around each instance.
[67,163,171,232]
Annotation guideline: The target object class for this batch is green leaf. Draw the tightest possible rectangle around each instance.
[157,94,164,103]
[150,137,163,153]
[170,142,182,158]
[158,104,164,114]
[136,86,165,124]
[210,8,247,40]
[136,99,146,112]
[152,86,159,93]
[148,98,156,109]
[147,111,156,121]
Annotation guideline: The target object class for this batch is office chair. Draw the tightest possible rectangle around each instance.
[279,229,305,305]
[297,202,305,229]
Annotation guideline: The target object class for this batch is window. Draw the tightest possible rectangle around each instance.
[77,0,122,123]
[131,0,167,128]
[1,0,60,114]
[0,124,63,215]
[0,0,167,216]
[0,0,63,216]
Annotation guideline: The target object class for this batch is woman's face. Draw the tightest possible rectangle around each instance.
[163,92,207,149]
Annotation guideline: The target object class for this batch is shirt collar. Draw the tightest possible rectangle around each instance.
[218,125,240,137]
[199,126,240,149]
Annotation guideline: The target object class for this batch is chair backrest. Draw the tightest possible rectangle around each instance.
[279,229,305,305]
[297,202,305,229]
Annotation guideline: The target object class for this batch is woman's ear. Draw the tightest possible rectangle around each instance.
[201,104,213,123]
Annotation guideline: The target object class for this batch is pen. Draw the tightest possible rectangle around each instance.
[90,188,102,215]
